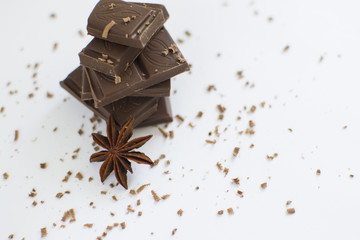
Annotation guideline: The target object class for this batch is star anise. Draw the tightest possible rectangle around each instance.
[90,116,153,189]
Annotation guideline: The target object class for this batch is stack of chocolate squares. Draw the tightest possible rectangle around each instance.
[60,0,189,128]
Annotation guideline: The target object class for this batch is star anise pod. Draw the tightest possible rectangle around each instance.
[90,116,153,189]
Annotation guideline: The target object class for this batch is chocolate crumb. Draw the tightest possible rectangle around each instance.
[172,228,177,235]
[227,208,234,215]
[14,130,19,142]
[158,127,168,138]
[75,172,83,180]
[169,131,174,139]
[151,190,160,202]
[286,200,292,206]
[196,111,203,118]
[32,201,38,206]
[78,30,85,37]
[53,42,58,51]
[260,182,267,189]
[3,172,9,180]
[250,105,256,113]
[217,104,226,113]
[120,222,126,229]
[233,147,240,157]
[84,223,93,228]
[161,194,170,200]
[195,186,199,190]
[177,209,183,216]
[316,169,321,175]
[185,30,191,37]
[50,13,57,19]
[136,183,150,194]
[237,71,244,79]
[0,107,4,113]
[207,85,216,92]
[138,211,142,216]
[206,139,216,144]
[112,195,118,201]
[232,177,240,185]
[217,210,224,215]
[283,45,290,52]
[78,129,84,136]
[129,189,136,195]
[175,114,184,122]
[224,168,229,176]
[137,199,141,206]
[350,174,354,178]
[287,208,295,214]
[41,227,47,238]
[40,163,47,169]
[56,192,64,199]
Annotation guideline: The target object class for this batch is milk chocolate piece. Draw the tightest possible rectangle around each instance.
[87,28,189,108]
[139,97,172,127]
[79,38,142,80]
[87,0,169,48]
[60,67,158,128]
[81,66,170,100]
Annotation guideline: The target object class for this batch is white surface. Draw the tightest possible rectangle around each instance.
[1,0,360,239]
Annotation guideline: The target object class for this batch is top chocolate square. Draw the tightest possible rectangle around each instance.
[87,0,169,48]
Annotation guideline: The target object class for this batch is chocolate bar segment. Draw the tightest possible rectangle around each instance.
[79,38,141,81]
[81,67,171,100]
[87,28,189,108]
[60,67,159,128]
[139,97,172,127]
[87,0,169,48]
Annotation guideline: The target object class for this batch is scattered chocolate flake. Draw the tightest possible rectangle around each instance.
[287,208,295,214]
[89,177,93,182]
[112,195,118,201]
[232,177,240,185]
[266,153,278,160]
[62,171,72,182]
[101,191,107,195]
[56,193,64,199]
[75,172,83,180]
[78,129,84,136]
[120,222,126,229]
[217,210,224,215]
[41,227,47,238]
[3,172,9,180]
[53,42,58,51]
[283,45,290,52]
[129,189,136,195]
[169,131,174,139]
[53,127,58,132]
[177,38,184,44]
[78,30,85,37]
[50,13,57,19]
[188,122,195,128]
[151,190,160,202]
[260,102,265,108]
[227,208,234,215]
[175,114,184,122]
[237,71,244,79]
[127,205,135,213]
[177,209,183,216]
[61,209,76,222]
[185,30,191,37]
[161,194,170,200]
[137,199,141,206]
[32,201,38,206]
[206,139,216,144]
[196,111,203,118]
[217,104,226,113]
[0,107,4,113]
[207,85,216,92]
[195,186,199,190]
[216,162,223,171]
[84,223,93,228]
[249,144,254,148]
[40,163,47,169]
[237,190,244,197]
[172,228,177,235]
[136,183,150,194]
[249,105,256,113]
[158,127,168,138]
[138,211,142,216]
[14,130,19,142]
[249,120,255,128]
[224,168,229,176]
[316,169,321,175]
[288,128,293,132]
[350,174,354,178]
[319,56,324,63]
[260,182,267,189]
[286,200,292,206]
[233,147,240,157]
[268,17,273,22]
[29,190,37,198]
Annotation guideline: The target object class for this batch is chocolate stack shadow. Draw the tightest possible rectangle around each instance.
[60,0,189,128]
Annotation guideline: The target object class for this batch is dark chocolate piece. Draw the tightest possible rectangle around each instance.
[138,97,172,127]
[60,67,158,128]
[82,67,171,100]
[87,0,169,48]
[87,28,189,108]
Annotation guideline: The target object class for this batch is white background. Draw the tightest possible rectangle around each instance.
[1,0,360,239]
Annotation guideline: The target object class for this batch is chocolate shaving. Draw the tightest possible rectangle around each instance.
[41,228,47,238]
[136,183,150,194]
[158,127,168,138]
[177,209,183,216]
[120,222,126,229]
[151,190,160,202]
[227,208,234,215]
[233,147,240,157]
[84,223,93,228]
[102,20,116,39]
[287,208,295,214]
[14,130,19,142]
